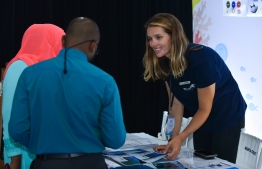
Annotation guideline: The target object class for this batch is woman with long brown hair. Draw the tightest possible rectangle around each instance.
[143,13,246,163]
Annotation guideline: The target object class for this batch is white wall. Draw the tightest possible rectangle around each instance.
[193,0,262,138]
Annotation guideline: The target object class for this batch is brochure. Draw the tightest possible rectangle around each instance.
[113,162,185,169]
[152,161,186,169]
[103,148,167,166]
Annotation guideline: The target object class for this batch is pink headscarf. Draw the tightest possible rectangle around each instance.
[3,24,65,79]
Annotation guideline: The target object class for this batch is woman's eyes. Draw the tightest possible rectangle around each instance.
[147,36,163,41]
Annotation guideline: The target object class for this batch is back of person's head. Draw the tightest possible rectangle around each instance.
[19,24,65,62]
[63,17,100,61]
[19,24,65,63]
[143,13,188,81]
[3,24,65,80]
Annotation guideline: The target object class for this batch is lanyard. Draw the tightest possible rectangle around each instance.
[169,75,175,112]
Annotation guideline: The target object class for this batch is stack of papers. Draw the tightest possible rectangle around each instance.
[106,133,167,152]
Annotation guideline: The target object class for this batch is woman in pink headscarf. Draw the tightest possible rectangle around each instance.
[2,24,65,169]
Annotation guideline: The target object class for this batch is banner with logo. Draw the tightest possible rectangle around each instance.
[193,0,262,138]
[223,0,262,17]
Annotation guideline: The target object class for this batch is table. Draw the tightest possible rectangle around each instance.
[105,133,248,169]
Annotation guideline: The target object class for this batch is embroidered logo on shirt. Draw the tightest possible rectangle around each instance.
[179,81,190,85]
[183,84,196,91]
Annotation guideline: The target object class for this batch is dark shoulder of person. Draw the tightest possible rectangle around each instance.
[185,43,221,62]
[185,43,204,57]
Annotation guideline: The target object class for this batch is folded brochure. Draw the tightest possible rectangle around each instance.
[103,148,167,166]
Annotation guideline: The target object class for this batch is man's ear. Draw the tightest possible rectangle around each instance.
[88,41,97,54]
[61,35,66,48]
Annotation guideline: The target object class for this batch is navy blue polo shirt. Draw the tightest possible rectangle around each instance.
[167,44,246,132]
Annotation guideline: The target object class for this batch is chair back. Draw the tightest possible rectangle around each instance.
[258,147,262,169]
[174,116,194,149]
[157,114,194,150]
[180,117,189,147]
[236,130,262,169]
[186,117,194,150]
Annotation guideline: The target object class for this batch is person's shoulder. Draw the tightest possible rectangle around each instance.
[188,43,213,52]
[186,43,222,68]
[5,60,28,74]
[187,43,218,58]
[22,57,56,75]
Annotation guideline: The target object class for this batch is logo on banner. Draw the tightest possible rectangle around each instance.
[237,1,242,13]
[250,3,258,13]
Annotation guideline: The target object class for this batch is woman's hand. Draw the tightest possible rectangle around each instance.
[154,136,183,160]
[153,145,169,154]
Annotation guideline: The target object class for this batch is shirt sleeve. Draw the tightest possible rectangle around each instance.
[100,77,126,149]
[2,60,28,157]
[191,47,221,88]
[8,64,31,147]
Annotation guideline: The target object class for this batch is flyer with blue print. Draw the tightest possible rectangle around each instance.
[103,148,167,166]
